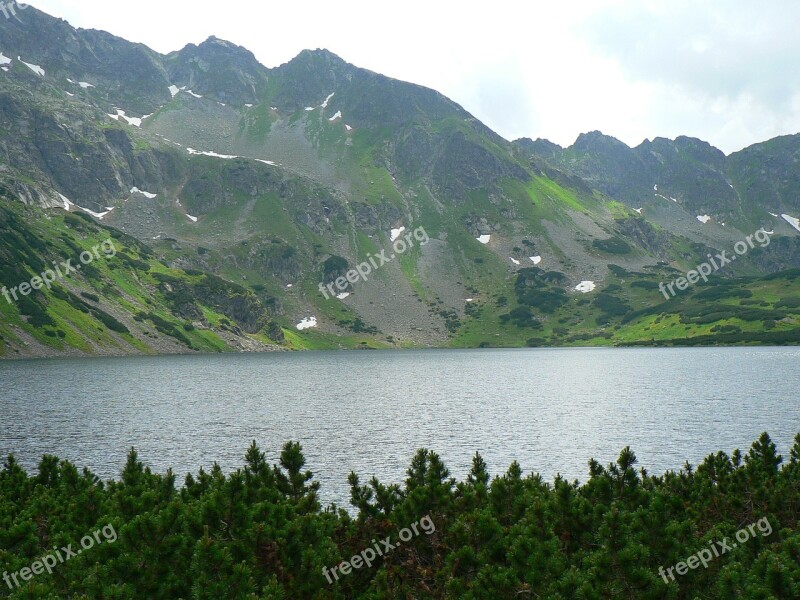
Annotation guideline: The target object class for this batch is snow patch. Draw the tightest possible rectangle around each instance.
[476,234,491,244]
[321,92,335,108]
[0,53,11,66]
[529,256,542,265]
[328,110,342,121]
[18,57,44,76]
[168,85,179,97]
[78,81,94,89]
[575,281,596,294]
[390,226,406,242]
[245,103,254,108]
[186,148,239,160]
[696,215,711,224]
[634,208,643,214]
[336,292,350,300]
[769,212,779,217]
[108,109,142,127]
[296,316,317,331]
[186,214,198,223]
[186,89,203,98]
[65,91,74,97]
[782,214,800,233]
[77,205,113,220]
[345,124,353,131]
[58,193,74,210]
[254,159,276,166]
[304,106,315,111]
[510,257,520,265]
[653,184,658,191]
[130,187,157,199]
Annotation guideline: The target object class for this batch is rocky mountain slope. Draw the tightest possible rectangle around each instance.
[1,4,799,357]
[518,131,800,236]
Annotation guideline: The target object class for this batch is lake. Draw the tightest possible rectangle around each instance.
[1,347,798,507]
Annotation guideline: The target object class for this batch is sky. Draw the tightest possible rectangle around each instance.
[25,0,800,154]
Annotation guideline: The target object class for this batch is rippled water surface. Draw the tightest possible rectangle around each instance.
[1,347,798,506]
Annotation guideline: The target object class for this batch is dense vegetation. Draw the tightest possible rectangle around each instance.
[2,433,799,598]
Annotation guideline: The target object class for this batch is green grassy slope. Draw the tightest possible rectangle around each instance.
[0,200,284,358]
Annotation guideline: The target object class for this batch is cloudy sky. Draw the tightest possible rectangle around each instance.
[27,0,800,154]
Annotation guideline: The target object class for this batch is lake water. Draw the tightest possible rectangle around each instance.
[1,347,798,507]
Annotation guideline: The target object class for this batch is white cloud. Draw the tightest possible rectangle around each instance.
[27,0,800,153]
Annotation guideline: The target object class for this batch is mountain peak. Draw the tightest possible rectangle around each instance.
[286,48,348,70]
[165,35,270,105]
[572,131,630,153]
[299,48,344,60]
[176,35,256,59]
[201,35,232,47]
[638,135,726,164]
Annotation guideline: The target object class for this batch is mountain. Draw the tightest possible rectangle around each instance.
[519,131,800,234]
[1,4,800,358]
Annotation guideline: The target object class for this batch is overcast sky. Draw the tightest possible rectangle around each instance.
[27,0,800,154]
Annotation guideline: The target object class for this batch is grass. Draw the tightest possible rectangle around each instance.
[0,200,280,357]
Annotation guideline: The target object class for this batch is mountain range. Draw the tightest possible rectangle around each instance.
[1,4,800,358]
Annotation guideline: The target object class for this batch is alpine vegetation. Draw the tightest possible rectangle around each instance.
[322,515,435,583]
[1,239,117,305]
[0,434,797,597]
[659,228,772,300]
[3,524,117,591]
[659,517,773,584]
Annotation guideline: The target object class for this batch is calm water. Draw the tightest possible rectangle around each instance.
[1,347,798,507]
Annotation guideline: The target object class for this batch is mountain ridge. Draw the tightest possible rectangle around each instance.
[2,4,800,358]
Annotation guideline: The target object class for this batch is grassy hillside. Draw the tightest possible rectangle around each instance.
[0,200,284,358]
[1,6,799,355]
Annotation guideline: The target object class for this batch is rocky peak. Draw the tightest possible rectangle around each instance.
[164,36,270,105]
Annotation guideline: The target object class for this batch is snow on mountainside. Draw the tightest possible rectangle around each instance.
[1,4,800,357]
